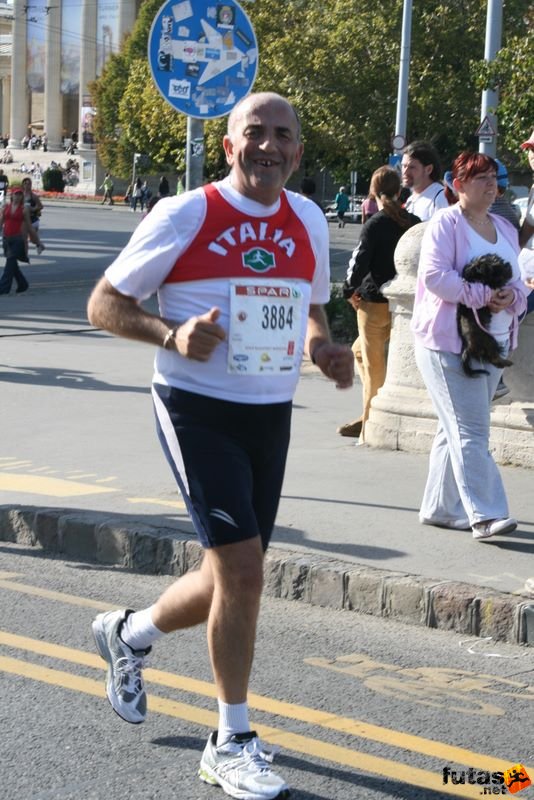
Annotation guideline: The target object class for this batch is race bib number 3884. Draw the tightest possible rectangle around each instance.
[228,280,304,375]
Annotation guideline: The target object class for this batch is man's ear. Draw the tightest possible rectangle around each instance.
[222,135,234,166]
[424,163,433,179]
[292,142,304,173]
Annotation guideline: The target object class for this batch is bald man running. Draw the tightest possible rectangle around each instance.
[88,92,353,800]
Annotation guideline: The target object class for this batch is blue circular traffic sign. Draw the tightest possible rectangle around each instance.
[148,0,258,120]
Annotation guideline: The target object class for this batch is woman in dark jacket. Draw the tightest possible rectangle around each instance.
[338,166,420,439]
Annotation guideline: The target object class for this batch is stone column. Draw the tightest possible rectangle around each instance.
[44,3,62,151]
[8,0,28,147]
[78,0,97,153]
[364,223,437,453]
[118,0,137,41]
[1,76,10,137]
[364,223,534,468]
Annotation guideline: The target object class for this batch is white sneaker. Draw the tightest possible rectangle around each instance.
[199,731,290,799]
[92,609,150,723]
[472,517,517,540]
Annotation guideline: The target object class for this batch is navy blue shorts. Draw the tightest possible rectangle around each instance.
[152,384,292,550]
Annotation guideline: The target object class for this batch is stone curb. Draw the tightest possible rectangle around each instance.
[2,505,533,646]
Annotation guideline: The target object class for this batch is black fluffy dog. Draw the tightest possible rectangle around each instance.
[457,253,513,376]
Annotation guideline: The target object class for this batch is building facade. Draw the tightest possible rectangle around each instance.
[0,0,139,152]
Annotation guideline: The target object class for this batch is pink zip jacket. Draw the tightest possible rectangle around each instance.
[411,204,528,353]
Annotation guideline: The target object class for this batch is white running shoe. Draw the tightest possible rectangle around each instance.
[199,731,290,799]
[472,517,517,540]
[92,609,150,724]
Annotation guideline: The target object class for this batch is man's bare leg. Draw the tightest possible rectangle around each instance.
[204,536,264,704]
[151,555,214,631]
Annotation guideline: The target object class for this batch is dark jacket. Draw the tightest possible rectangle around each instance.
[344,209,420,302]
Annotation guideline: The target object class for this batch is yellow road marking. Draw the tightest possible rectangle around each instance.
[0,472,117,497]
[127,497,186,509]
[0,653,488,798]
[0,628,517,774]
[0,460,33,468]
[0,582,111,610]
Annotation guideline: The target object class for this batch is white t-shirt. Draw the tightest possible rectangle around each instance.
[105,179,330,404]
[405,182,448,221]
[466,225,519,341]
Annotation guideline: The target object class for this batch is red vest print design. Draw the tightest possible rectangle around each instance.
[164,184,317,284]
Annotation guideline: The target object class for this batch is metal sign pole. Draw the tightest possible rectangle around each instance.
[394,0,412,154]
[186,117,205,191]
[479,0,502,157]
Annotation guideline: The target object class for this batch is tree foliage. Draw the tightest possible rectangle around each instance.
[471,26,534,160]
[90,0,532,184]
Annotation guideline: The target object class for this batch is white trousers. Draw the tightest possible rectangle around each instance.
[414,343,509,529]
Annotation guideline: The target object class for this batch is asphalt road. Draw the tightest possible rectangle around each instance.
[1,545,533,800]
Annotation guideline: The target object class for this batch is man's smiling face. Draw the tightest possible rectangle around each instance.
[223,93,304,206]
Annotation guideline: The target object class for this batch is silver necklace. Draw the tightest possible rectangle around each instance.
[461,208,492,227]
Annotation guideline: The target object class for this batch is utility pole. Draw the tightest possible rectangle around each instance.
[479,0,502,157]
[393,0,412,155]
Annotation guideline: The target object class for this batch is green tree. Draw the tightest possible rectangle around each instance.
[471,27,534,160]
[90,0,532,182]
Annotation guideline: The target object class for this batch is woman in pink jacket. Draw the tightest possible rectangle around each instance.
[411,151,528,540]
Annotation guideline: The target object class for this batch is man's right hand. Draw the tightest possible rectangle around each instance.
[175,307,226,361]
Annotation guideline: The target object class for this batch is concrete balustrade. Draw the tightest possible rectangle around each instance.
[364,222,534,468]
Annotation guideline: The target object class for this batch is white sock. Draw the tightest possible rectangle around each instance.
[217,700,250,745]
[120,606,165,651]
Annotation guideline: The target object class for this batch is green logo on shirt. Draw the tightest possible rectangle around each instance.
[242,248,276,272]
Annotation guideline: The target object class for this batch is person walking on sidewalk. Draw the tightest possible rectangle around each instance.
[0,189,39,295]
[99,173,114,205]
[338,166,420,440]
[21,176,45,254]
[87,91,353,800]
[334,185,350,227]
[411,151,528,541]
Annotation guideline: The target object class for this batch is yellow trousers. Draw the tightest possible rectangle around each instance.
[352,300,391,438]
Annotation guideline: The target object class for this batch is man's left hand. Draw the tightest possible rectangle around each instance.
[313,343,354,389]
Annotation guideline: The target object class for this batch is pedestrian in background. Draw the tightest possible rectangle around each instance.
[338,166,420,440]
[402,141,448,220]
[334,185,350,228]
[158,174,170,197]
[0,167,9,204]
[518,129,534,306]
[130,177,144,212]
[361,192,378,224]
[100,173,114,206]
[21,176,45,254]
[489,160,520,230]
[411,151,528,540]
[300,176,324,212]
[0,189,39,295]
[87,91,353,800]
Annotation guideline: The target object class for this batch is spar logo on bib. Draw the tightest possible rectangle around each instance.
[242,248,276,273]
